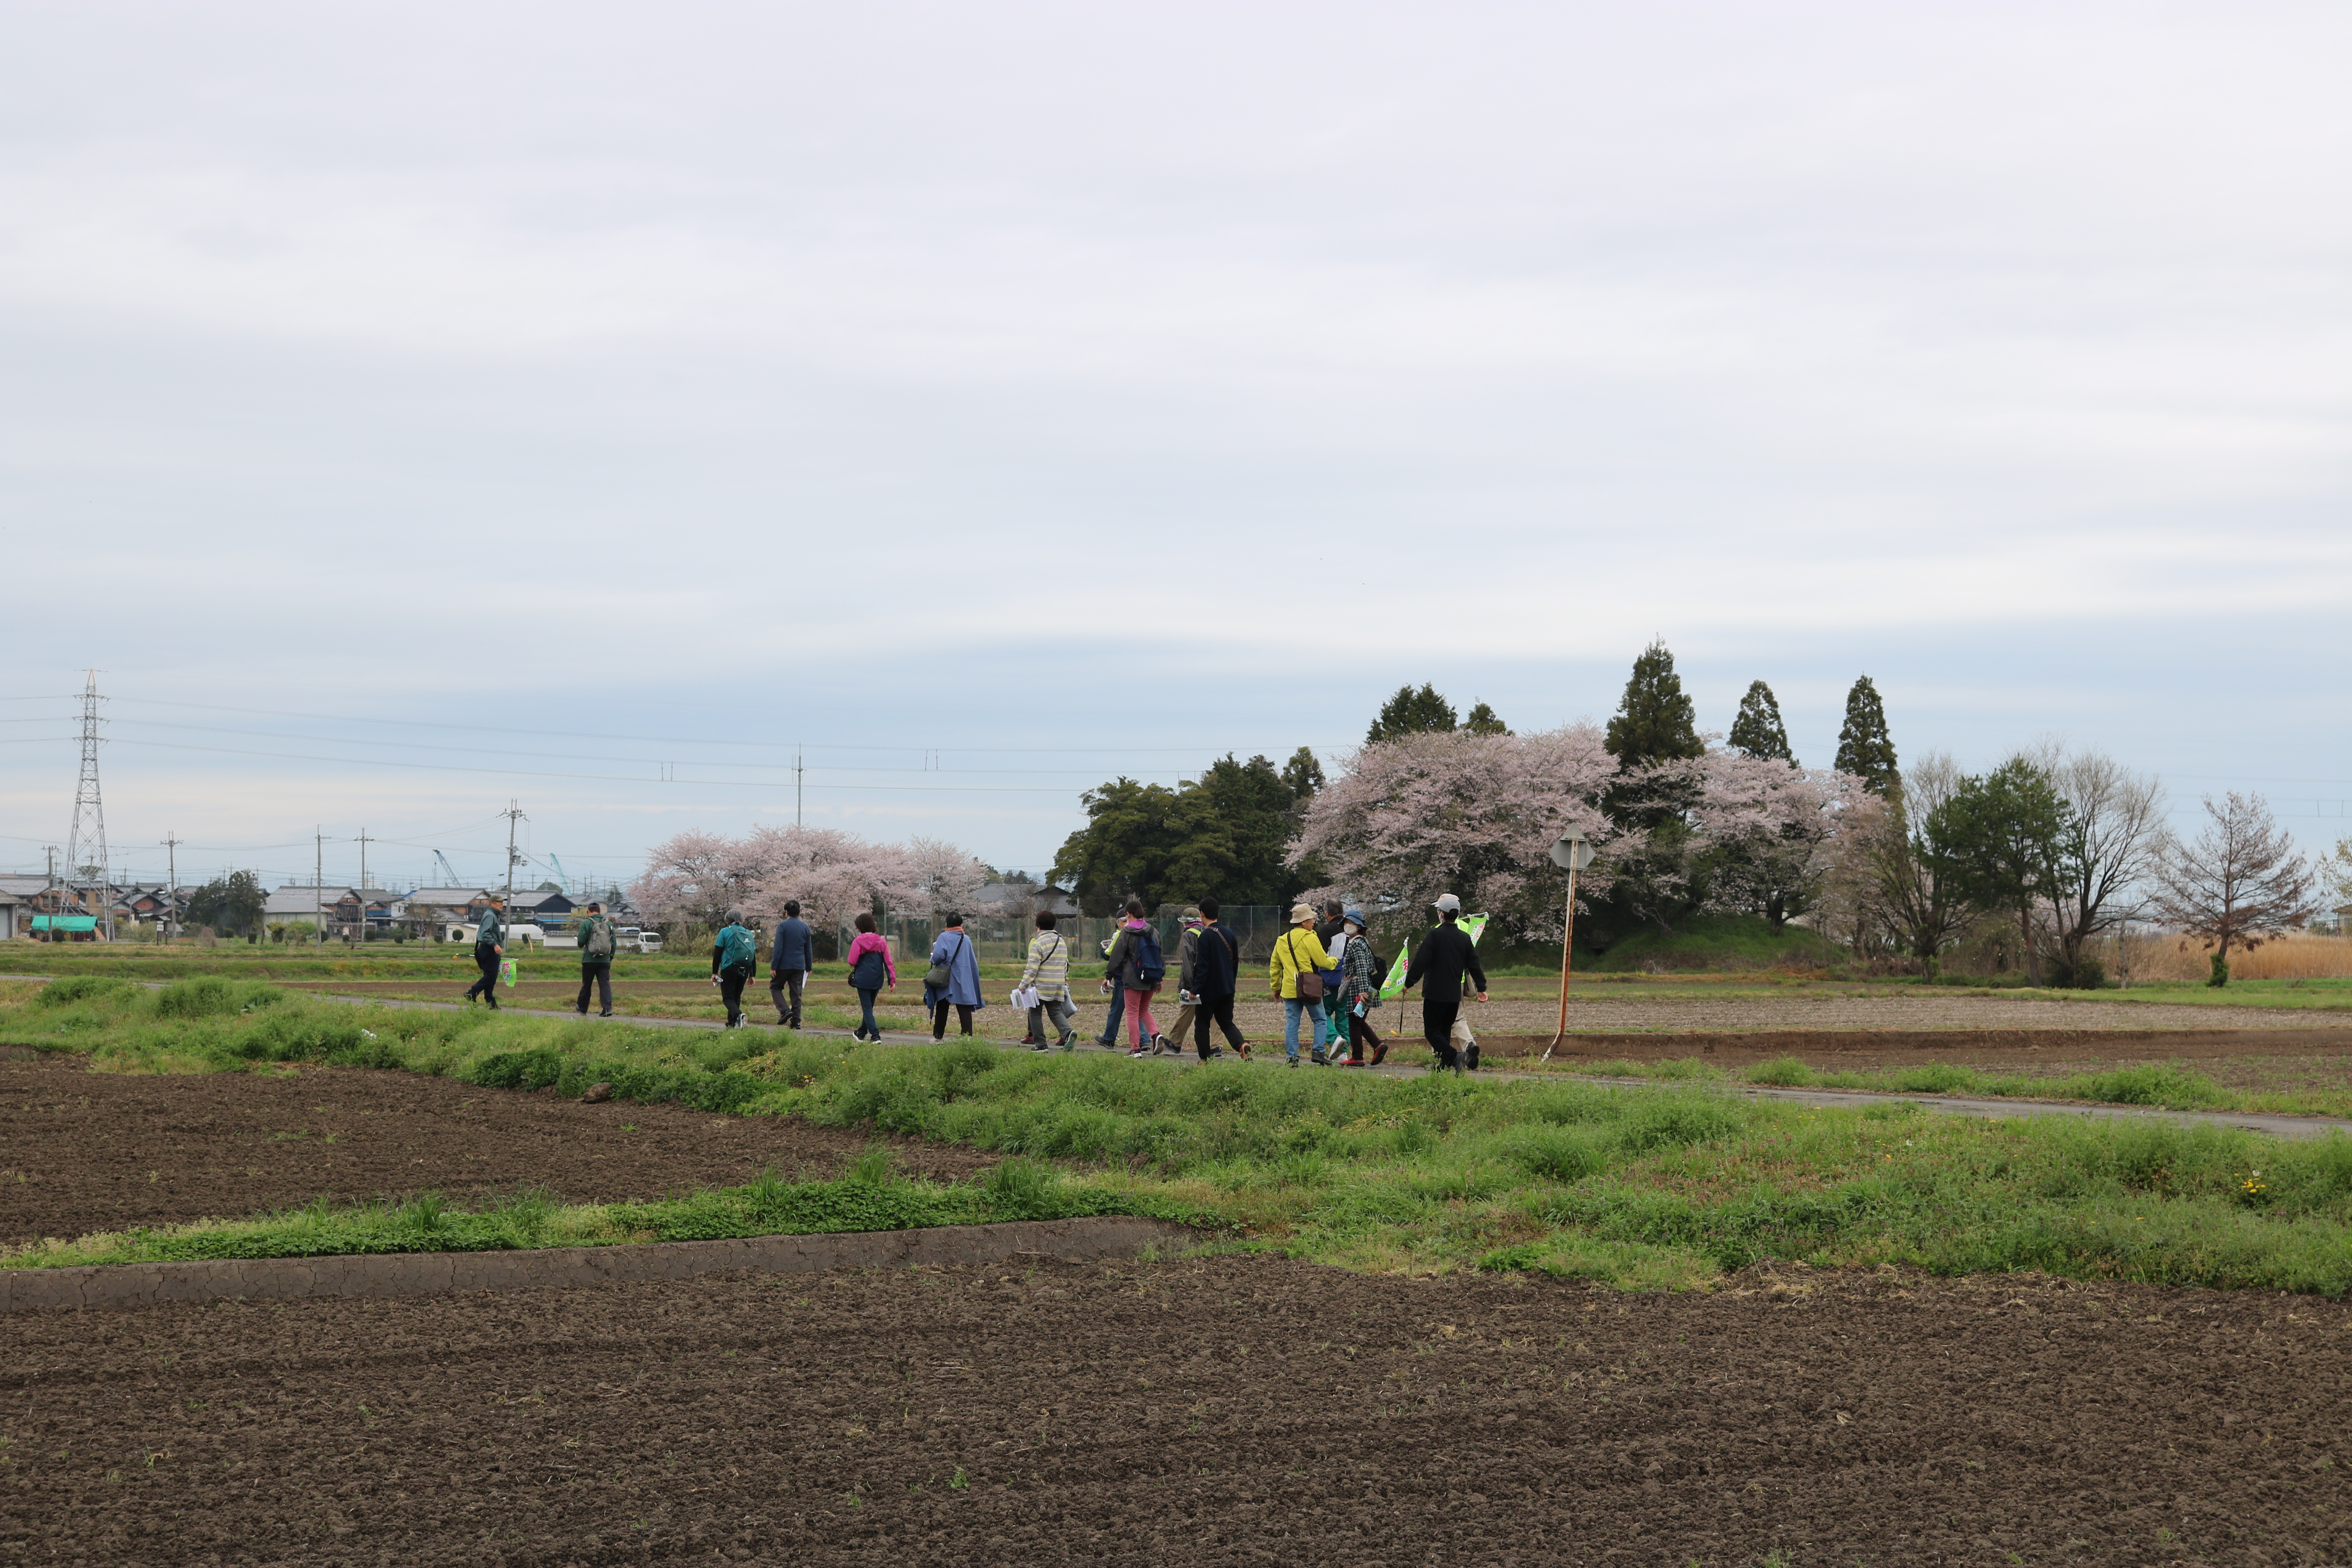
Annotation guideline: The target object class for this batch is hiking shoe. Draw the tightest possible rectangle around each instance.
[1465,1044,1480,1072]
[1056,1034,1076,1051]
[599,1011,613,1018]
[1029,1041,1051,1051]
[1371,1042,1388,1065]
[1310,1048,1328,1066]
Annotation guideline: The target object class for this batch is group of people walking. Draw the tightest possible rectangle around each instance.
[478,889,1490,1074]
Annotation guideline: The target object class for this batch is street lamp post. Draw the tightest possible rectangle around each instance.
[1540,831,1595,1063]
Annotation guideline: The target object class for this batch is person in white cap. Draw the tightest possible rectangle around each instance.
[1401,893,1487,1073]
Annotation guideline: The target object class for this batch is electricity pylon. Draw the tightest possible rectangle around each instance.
[65,671,111,941]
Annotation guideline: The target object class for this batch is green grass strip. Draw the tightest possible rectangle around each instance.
[8,978,2352,1294]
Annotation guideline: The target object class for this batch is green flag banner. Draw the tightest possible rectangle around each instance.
[1379,912,1488,1000]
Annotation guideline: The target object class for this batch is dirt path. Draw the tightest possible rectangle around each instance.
[0,1052,993,1247]
[4,1257,2343,1565]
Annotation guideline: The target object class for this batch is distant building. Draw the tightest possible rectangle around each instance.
[263,885,354,937]
[972,882,1080,920]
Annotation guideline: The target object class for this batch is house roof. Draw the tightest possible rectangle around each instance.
[0,875,52,897]
[406,887,492,906]
[262,886,356,917]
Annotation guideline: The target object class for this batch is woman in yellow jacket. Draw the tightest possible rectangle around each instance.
[1267,902,1339,1067]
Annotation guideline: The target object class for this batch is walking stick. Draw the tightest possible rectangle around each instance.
[1540,834,1591,1063]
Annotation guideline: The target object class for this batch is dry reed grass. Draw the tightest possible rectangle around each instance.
[2119,931,2352,982]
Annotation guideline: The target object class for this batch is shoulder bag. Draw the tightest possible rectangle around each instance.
[1289,930,1325,1001]
[925,931,967,991]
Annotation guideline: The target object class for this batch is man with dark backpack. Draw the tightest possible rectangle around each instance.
[1103,895,1165,1058]
[1187,898,1249,1060]
[574,900,617,1017]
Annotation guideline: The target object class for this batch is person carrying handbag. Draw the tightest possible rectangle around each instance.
[1266,902,1339,1067]
[1019,910,1077,1050]
[926,911,985,1040]
[844,911,896,1042]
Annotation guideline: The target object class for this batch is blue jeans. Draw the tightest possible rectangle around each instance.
[856,986,881,1038]
[1096,985,1125,1045]
[1283,996,1327,1060]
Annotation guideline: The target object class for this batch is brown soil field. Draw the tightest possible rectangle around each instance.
[5,1257,2346,1565]
[0,1053,993,1249]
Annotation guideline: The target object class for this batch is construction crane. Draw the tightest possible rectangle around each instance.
[432,849,465,887]
[544,854,573,896]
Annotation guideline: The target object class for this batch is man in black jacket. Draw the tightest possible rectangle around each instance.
[1402,893,1487,1073]
[1188,898,1249,1061]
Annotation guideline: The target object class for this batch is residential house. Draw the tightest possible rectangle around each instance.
[505,887,576,931]
[262,885,354,938]
[404,888,494,930]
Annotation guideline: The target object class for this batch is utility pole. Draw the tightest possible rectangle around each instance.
[66,671,110,942]
[501,801,526,909]
[163,834,182,943]
[795,744,804,828]
[43,845,56,942]
[355,828,374,945]
[315,827,325,947]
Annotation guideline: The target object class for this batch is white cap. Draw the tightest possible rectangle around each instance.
[1432,893,1461,914]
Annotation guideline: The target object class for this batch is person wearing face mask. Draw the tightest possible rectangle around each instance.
[1332,907,1386,1066]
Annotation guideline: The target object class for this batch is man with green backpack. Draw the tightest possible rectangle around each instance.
[574,900,617,1017]
[710,908,759,1029]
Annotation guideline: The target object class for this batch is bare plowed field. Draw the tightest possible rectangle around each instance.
[0,1053,993,1247]
[5,1258,2345,1565]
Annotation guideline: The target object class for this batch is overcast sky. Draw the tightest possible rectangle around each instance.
[2,1,2346,892]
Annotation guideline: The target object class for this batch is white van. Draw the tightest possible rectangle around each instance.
[618,926,663,955]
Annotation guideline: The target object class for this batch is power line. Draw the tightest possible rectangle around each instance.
[97,695,1350,755]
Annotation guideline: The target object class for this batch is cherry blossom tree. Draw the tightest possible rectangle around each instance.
[1695,753,1867,930]
[1290,725,1627,944]
[633,824,925,936]
[628,829,769,931]
[905,835,988,917]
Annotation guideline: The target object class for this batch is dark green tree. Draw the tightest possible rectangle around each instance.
[1600,642,1708,932]
[1167,754,1305,905]
[1834,676,1899,795]
[185,870,266,938]
[1728,680,1792,761]
[1281,746,1325,798]
[1462,701,1510,736]
[1604,641,1704,768]
[1931,757,2073,986]
[1051,754,1313,913]
[1367,684,1457,744]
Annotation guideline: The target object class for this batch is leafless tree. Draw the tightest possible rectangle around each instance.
[2150,792,2316,966]
[2026,742,2167,980]
[1859,751,1975,969]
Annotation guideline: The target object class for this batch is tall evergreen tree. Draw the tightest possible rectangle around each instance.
[1727,680,1793,762]
[1603,641,1703,767]
[1280,746,1325,799]
[1366,684,1457,744]
[1462,701,1510,736]
[1834,675,1899,795]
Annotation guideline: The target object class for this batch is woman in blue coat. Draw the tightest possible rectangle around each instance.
[926,911,986,1040]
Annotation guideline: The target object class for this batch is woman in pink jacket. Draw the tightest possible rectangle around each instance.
[844,911,897,1042]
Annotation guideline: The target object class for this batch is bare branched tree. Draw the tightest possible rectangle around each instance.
[2027,741,2167,981]
[2150,792,2316,973]
[1862,751,1975,969]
